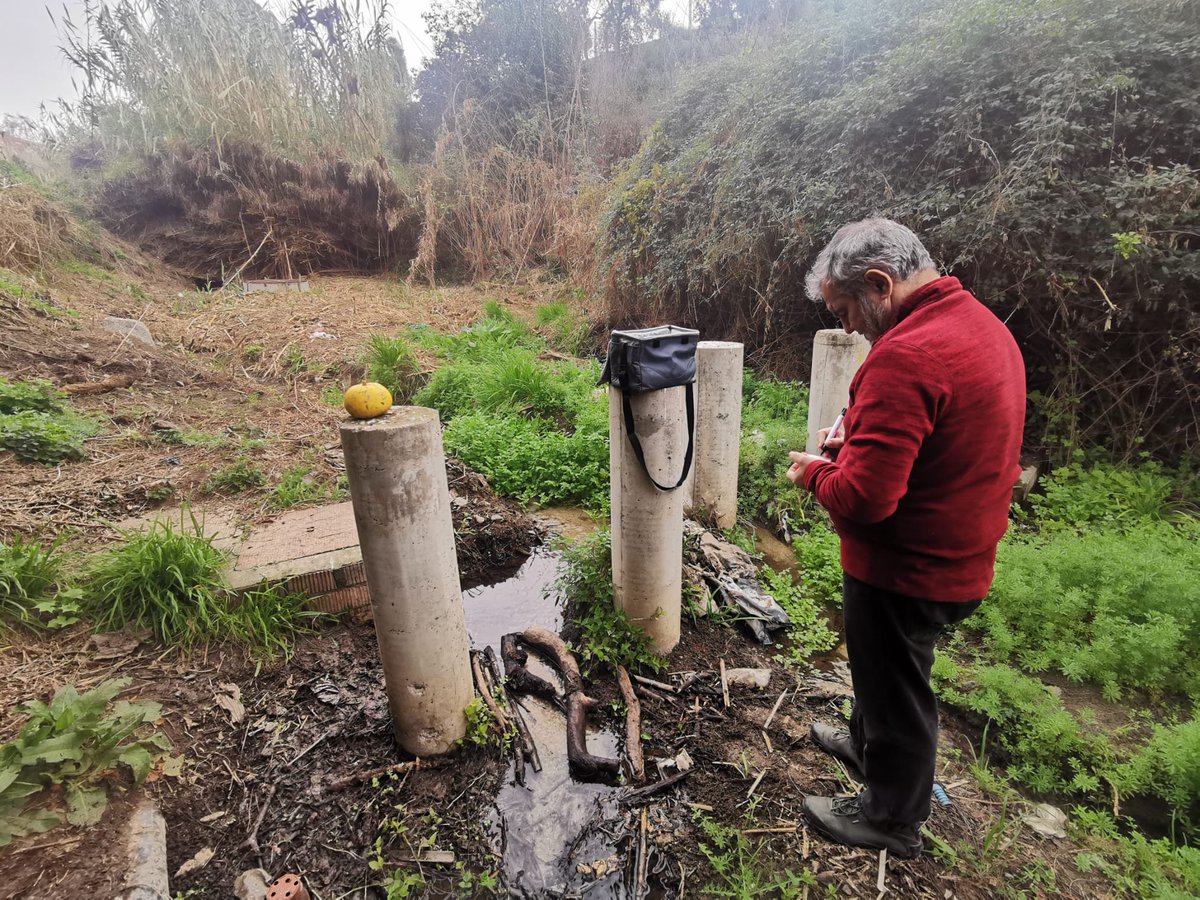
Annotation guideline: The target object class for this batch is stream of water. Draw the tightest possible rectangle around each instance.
[461,551,626,898]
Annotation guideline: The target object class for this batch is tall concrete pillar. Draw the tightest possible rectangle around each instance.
[339,408,474,755]
[805,329,870,454]
[689,341,744,529]
[610,385,687,655]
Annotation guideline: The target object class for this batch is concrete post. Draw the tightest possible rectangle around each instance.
[339,407,474,755]
[805,329,870,454]
[609,385,687,655]
[689,341,744,529]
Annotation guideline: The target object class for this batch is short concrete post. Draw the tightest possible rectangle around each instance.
[610,385,687,655]
[805,329,870,454]
[339,408,474,755]
[689,341,744,528]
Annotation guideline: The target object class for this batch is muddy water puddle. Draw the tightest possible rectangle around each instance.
[462,551,628,898]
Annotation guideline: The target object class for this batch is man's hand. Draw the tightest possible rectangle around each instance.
[816,427,846,455]
[787,450,827,487]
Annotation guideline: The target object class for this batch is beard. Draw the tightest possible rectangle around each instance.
[855,295,893,343]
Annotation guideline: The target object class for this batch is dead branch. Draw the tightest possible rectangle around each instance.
[616,665,645,782]
[517,626,582,694]
[501,632,558,700]
[621,770,691,804]
[61,374,135,395]
[486,646,541,773]
[240,783,276,860]
[502,627,619,782]
[325,758,445,791]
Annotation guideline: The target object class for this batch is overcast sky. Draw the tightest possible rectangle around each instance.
[0,0,692,124]
[0,0,439,122]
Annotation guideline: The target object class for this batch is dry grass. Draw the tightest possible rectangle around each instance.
[409,109,599,285]
[0,185,112,275]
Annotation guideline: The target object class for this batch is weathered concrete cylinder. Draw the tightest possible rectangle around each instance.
[339,407,474,755]
[805,329,871,454]
[609,385,687,655]
[688,341,744,528]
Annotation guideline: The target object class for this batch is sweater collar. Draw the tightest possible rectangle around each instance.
[893,275,962,326]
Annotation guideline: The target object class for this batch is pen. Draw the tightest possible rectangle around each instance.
[820,407,847,454]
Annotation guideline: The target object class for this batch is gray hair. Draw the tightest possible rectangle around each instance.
[804,218,936,302]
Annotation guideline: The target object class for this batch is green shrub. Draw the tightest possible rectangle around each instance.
[84,520,229,645]
[557,530,665,674]
[1030,459,1184,527]
[415,363,483,421]
[0,410,99,464]
[932,655,1112,796]
[0,678,170,846]
[0,378,62,415]
[0,379,99,464]
[226,586,328,661]
[693,811,816,897]
[534,298,591,356]
[472,348,572,419]
[363,333,424,404]
[600,0,1200,461]
[0,537,80,629]
[1114,716,1200,826]
[444,411,609,511]
[978,524,1200,698]
[760,567,839,663]
[1073,808,1200,898]
[270,467,340,509]
[791,519,843,607]
[203,459,265,494]
[84,518,328,655]
[737,372,814,532]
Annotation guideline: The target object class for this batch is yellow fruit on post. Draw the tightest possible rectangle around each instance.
[344,381,393,419]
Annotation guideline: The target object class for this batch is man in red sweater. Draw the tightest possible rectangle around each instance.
[787,219,1025,857]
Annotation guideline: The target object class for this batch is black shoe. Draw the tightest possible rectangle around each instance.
[802,794,923,859]
[809,722,865,781]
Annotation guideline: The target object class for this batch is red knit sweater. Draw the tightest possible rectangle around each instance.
[802,276,1026,601]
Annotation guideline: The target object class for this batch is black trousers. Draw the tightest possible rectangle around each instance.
[843,572,981,828]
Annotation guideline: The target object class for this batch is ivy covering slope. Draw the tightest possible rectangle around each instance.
[600,0,1200,462]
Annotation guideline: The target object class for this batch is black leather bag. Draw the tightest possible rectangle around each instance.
[598,325,698,491]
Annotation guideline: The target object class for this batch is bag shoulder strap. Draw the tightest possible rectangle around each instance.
[621,383,695,492]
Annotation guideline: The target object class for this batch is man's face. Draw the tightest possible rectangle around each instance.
[820,282,891,343]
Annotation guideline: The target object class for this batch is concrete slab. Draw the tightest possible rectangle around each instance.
[116,507,247,554]
[120,503,370,613]
[226,502,369,613]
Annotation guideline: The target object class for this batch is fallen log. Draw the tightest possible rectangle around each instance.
[616,665,645,781]
[502,627,620,782]
[501,633,559,700]
[516,626,583,694]
[61,373,134,395]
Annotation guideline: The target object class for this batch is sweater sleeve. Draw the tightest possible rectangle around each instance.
[802,341,951,525]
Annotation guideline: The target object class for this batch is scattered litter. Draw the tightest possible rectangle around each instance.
[725,667,771,690]
[577,856,619,879]
[233,868,272,900]
[214,683,246,724]
[1020,803,1068,839]
[82,632,140,660]
[312,677,341,705]
[684,523,790,643]
[174,846,215,878]
[931,783,952,808]
[102,314,155,346]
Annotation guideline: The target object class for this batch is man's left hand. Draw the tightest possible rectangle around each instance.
[787,450,827,487]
